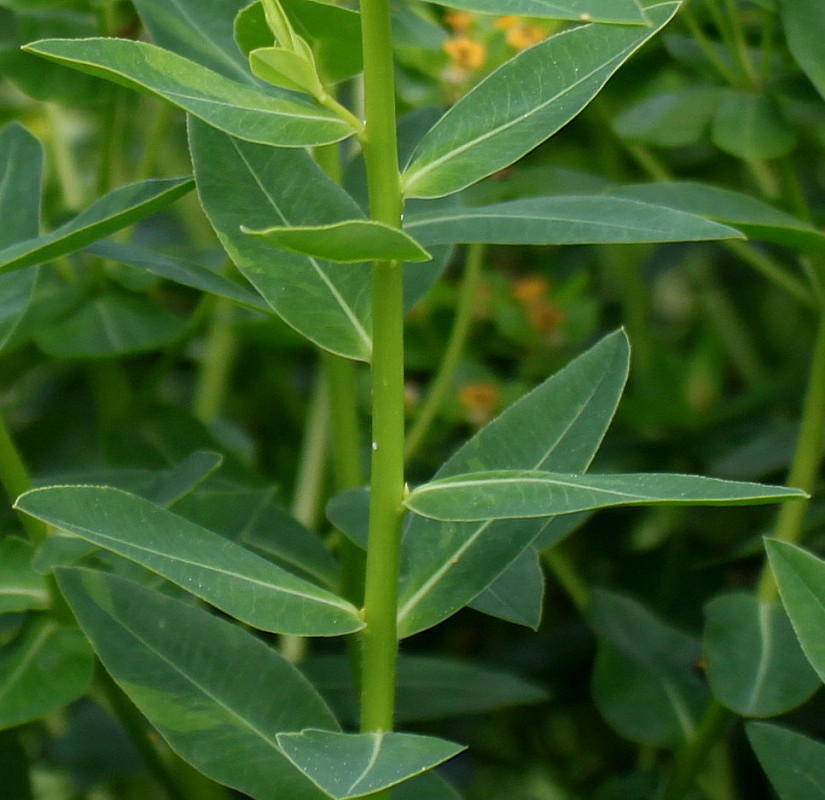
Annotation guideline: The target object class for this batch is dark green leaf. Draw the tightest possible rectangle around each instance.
[469,547,544,629]
[747,722,825,800]
[711,91,796,160]
[0,538,49,613]
[781,0,825,102]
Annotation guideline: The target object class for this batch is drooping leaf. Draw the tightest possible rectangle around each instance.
[780,0,825,102]
[15,486,363,636]
[0,177,193,276]
[56,567,337,800]
[418,0,647,24]
[244,219,432,263]
[711,91,796,160]
[401,3,679,199]
[0,619,95,731]
[189,119,373,361]
[703,592,820,717]
[404,195,742,246]
[0,123,42,350]
[765,539,825,682]
[0,538,49,613]
[397,330,629,638]
[747,722,825,800]
[276,730,464,799]
[405,470,804,522]
[590,589,709,747]
[23,38,356,147]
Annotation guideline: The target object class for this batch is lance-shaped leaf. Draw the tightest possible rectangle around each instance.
[418,0,646,23]
[0,538,49,614]
[766,539,825,682]
[405,470,805,522]
[57,567,337,800]
[0,123,42,350]
[244,220,431,263]
[747,722,825,800]
[189,119,373,361]
[276,730,464,799]
[397,330,629,638]
[703,592,819,717]
[0,619,94,731]
[402,2,678,199]
[0,177,193,276]
[404,195,742,246]
[15,486,363,636]
[470,546,544,628]
[23,39,356,147]
[782,0,825,103]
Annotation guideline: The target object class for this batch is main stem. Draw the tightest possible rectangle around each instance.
[359,0,405,742]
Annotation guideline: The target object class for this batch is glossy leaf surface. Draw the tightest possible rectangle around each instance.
[397,331,629,638]
[276,730,464,799]
[402,3,678,198]
[57,567,337,800]
[417,0,646,23]
[23,39,355,147]
[704,592,820,717]
[748,722,825,800]
[16,486,363,636]
[0,538,49,613]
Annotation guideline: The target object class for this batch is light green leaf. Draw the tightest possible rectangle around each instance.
[57,567,337,800]
[590,589,709,747]
[0,177,193,276]
[401,2,679,198]
[404,195,742,246]
[711,91,796,160]
[0,538,49,613]
[15,486,363,636]
[704,592,820,717]
[244,220,431,263]
[747,722,825,800]
[469,547,544,628]
[23,39,355,147]
[0,123,42,350]
[781,0,825,102]
[0,619,95,731]
[766,539,825,682]
[419,0,646,23]
[406,470,804,521]
[189,119,373,361]
[249,46,323,96]
[397,330,629,638]
[276,730,464,799]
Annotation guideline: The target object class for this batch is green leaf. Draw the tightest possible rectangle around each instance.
[244,220,432,263]
[404,195,742,246]
[781,0,825,102]
[303,653,547,724]
[590,589,709,747]
[56,567,337,800]
[0,538,49,613]
[15,486,363,636]
[418,0,647,23]
[0,177,193,276]
[405,470,804,522]
[469,547,544,629]
[766,539,825,682]
[711,91,796,160]
[0,123,42,350]
[394,773,461,800]
[703,592,820,717]
[0,619,95,731]
[401,3,679,198]
[610,182,825,257]
[249,46,323,96]
[189,119,373,361]
[23,38,355,147]
[747,722,825,800]
[276,730,464,799]
[397,330,629,638]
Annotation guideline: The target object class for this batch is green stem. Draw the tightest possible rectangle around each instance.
[134,98,172,182]
[541,546,590,613]
[405,243,485,463]
[193,295,238,424]
[681,5,739,86]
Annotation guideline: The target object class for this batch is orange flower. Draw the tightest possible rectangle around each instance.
[511,275,550,304]
[527,303,564,333]
[444,11,474,32]
[458,382,500,425]
[505,23,546,50]
[493,15,518,29]
[443,35,486,71]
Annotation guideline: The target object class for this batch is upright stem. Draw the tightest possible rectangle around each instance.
[359,0,405,742]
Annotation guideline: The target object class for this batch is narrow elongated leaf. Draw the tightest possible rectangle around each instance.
[406,470,804,522]
[747,722,825,800]
[276,730,464,799]
[0,619,94,730]
[766,539,825,682]
[418,0,646,23]
[0,538,49,613]
[404,195,742,246]
[57,567,337,800]
[0,123,42,350]
[189,119,373,360]
[402,3,679,199]
[23,39,355,147]
[780,0,825,102]
[244,220,431,263]
[16,486,363,636]
[469,546,544,628]
[704,593,819,717]
[397,330,629,638]
[0,177,193,275]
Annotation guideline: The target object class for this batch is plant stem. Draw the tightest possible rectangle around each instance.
[193,295,238,423]
[405,243,485,463]
[359,0,405,748]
